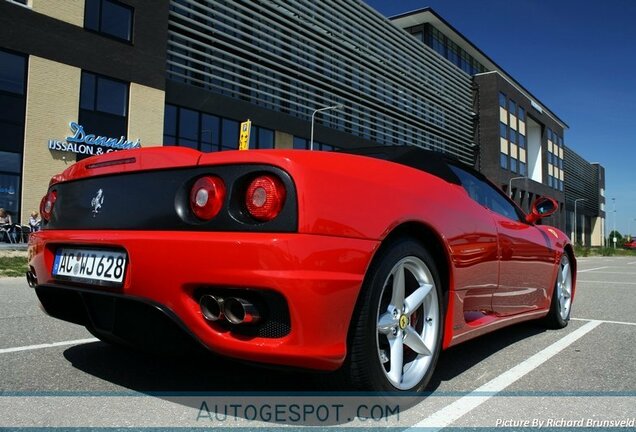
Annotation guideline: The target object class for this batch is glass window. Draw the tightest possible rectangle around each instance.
[449,165,520,221]
[0,174,20,217]
[510,158,517,173]
[221,119,238,150]
[520,162,527,176]
[0,122,24,153]
[177,108,198,149]
[518,134,526,148]
[509,130,517,145]
[163,104,177,137]
[500,153,508,169]
[508,99,516,116]
[0,50,25,95]
[96,77,128,116]
[0,93,26,124]
[499,122,507,139]
[80,72,96,110]
[85,0,133,42]
[80,72,128,117]
[0,151,20,173]
[293,136,308,150]
[200,114,220,152]
[499,92,506,108]
[257,128,274,149]
[518,106,525,121]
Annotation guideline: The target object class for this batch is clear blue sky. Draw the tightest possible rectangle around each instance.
[364,0,636,236]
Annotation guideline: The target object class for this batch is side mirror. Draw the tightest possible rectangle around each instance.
[526,197,558,224]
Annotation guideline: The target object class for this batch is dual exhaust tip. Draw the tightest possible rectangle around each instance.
[26,270,37,288]
[199,294,260,325]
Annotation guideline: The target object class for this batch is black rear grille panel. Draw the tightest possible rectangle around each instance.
[44,165,297,232]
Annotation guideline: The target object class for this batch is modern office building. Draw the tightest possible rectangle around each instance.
[564,147,606,246]
[0,0,604,243]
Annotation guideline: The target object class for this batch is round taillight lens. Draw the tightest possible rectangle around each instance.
[190,176,226,220]
[40,190,57,221]
[246,175,286,221]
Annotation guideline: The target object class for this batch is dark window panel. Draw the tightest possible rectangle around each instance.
[258,128,274,149]
[508,99,516,116]
[163,135,177,146]
[500,153,507,169]
[0,151,21,173]
[498,92,506,108]
[499,122,507,139]
[293,136,308,150]
[84,0,101,32]
[221,119,238,150]
[96,76,127,116]
[80,72,96,111]
[178,108,199,141]
[163,104,177,136]
[0,93,26,124]
[0,174,20,217]
[101,0,133,41]
[201,114,220,146]
[0,122,24,153]
[0,50,25,95]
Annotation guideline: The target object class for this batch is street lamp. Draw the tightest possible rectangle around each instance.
[573,198,587,245]
[508,176,526,199]
[310,104,344,151]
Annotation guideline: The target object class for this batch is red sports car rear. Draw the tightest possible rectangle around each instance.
[28,146,576,392]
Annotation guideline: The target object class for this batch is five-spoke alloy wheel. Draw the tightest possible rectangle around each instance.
[545,253,573,329]
[346,238,443,392]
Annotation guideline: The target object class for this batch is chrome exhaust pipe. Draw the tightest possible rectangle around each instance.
[199,295,224,321]
[224,297,260,324]
[25,271,37,288]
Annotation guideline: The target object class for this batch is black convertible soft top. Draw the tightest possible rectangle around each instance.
[341,145,462,185]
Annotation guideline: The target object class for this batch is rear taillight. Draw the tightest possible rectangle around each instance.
[245,175,286,221]
[190,176,226,220]
[40,190,57,221]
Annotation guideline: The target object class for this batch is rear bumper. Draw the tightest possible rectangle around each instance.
[28,230,378,370]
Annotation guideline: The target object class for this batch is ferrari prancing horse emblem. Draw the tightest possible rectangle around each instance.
[91,189,104,217]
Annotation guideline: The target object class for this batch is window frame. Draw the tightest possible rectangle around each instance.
[84,0,134,43]
[449,163,526,223]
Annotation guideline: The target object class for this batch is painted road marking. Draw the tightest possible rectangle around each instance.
[577,280,636,285]
[572,317,636,326]
[577,267,608,273]
[408,320,602,431]
[0,338,98,355]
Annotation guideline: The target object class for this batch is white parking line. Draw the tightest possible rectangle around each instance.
[409,320,601,431]
[577,280,636,285]
[0,338,98,354]
[577,267,607,273]
[628,261,636,265]
[572,317,636,326]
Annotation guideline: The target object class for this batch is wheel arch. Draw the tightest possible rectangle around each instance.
[346,220,453,348]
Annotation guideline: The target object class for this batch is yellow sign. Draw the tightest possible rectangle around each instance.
[238,119,252,151]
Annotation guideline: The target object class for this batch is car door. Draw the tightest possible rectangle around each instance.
[450,165,556,316]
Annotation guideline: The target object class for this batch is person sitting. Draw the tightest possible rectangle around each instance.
[0,208,16,243]
[28,211,41,233]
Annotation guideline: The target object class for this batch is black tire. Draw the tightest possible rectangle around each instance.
[344,237,444,392]
[544,253,572,329]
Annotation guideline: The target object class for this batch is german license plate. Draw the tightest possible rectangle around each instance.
[52,248,127,285]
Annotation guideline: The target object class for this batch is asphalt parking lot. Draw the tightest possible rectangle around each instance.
[1,256,635,429]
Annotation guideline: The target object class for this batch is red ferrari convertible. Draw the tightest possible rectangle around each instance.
[27,146,575,392]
